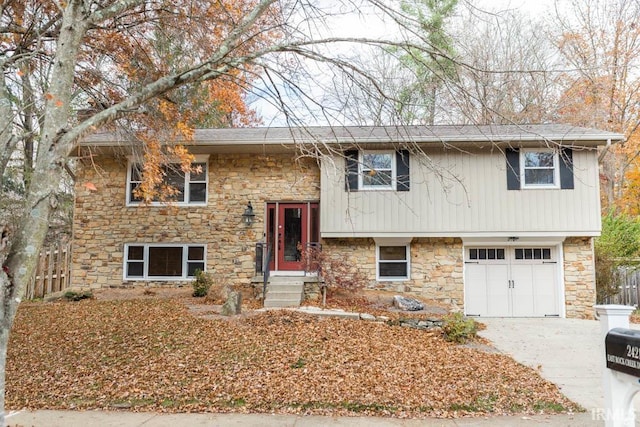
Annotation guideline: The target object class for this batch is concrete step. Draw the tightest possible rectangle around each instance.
[266,283,304,293]
[263,299,303,308]
[264,279,304,308]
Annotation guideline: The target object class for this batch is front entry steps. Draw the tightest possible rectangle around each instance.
[263,277,304,308]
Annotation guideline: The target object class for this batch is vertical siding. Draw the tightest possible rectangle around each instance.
[320,148,601,236]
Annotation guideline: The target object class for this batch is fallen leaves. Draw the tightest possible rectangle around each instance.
[5,299,580,418]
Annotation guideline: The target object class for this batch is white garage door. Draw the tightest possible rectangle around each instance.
[464,247,560,317]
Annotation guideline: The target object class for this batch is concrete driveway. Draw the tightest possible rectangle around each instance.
[478,318,604,412]
[478,317,640,418]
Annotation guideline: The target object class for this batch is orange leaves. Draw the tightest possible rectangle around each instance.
[5,298,579,418]
[83,182,97,192]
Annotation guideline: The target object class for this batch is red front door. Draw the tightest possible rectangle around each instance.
[266,202,318,272]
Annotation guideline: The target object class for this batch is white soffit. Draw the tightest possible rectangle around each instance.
[373,237,413,246]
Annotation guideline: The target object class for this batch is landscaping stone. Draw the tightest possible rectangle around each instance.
[222,291,242,316]
[392,295,425,311]
[360,313,376,321]
[392,317,443,331]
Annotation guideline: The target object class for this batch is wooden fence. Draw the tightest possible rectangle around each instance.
[25,242,72,299]
[603,267,640,306]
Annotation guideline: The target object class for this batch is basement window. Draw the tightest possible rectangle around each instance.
[377,245,410,280]
[124,244,205,280]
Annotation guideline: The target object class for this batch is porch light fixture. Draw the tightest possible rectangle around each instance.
[242,202,255,226]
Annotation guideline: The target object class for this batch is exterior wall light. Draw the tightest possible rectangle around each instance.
[242,202,255,226]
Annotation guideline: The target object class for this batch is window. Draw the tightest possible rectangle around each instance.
[345,150,410,192]
[127,156,208,205]
[521,150,558,188]
[468,248,505,260]
[124,244,205,280]
[360,151,395,190]
[377,245,410,280]
[514,248,552,260]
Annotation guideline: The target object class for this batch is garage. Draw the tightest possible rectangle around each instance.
[464,246,560,317]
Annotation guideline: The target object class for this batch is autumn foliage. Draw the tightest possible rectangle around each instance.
[6,298,579,417]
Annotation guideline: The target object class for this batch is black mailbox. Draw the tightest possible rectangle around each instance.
[605,328,640,377]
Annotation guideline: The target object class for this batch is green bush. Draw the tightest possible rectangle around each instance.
[192,269,213,297]
[595,211,640,302]
[442,312,477,343]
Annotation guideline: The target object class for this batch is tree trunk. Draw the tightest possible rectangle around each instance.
[0,283,10,426]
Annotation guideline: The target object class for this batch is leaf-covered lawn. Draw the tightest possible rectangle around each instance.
[6,299,579,418]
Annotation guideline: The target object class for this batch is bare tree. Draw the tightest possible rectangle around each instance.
[0,1,492,422]
[446,7,561,125]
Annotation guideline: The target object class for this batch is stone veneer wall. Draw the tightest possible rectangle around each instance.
[72,153,319,289]
[563,236,596,319]
[321,237,464,308]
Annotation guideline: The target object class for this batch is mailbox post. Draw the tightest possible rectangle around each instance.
[595,304,638,427]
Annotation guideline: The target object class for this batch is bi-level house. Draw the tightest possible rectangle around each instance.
[72,124,624,318]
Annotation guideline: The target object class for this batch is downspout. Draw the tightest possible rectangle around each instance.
[598,138,612,163]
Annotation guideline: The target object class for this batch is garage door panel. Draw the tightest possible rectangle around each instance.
[464,246,560,318]
[511,264,535,317]
[532,264,559,316]
[464,264,488,317]
[485,264,510,317]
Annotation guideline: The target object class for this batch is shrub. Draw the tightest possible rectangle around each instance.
[302,246,368,306]
[442,312,477,343]
[192,269,213,297]
[595,212,640,302]
[63,290,93,301]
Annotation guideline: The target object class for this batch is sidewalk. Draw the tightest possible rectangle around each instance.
[6,409,601,426]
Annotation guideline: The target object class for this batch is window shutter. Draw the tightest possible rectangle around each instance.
[344,150,359,192]
[396,150,410,191]
[559,148,574,190]
[506,148,520,190]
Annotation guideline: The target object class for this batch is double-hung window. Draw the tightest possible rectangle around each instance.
[127,155,208,205]
[125,244,205,280]
[521,149,559,188]
[360,151,395,190]
[377,245,410,280]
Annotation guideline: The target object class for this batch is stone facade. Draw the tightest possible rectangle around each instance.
[72,153,319,289]
[321,237,464,308]
[563,236,596,319]
[72,152,596,319]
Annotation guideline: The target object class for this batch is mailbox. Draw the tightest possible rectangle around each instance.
[605,327,640,377]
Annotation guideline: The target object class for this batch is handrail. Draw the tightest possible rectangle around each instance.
[254,242,272,302]
[263,245,272,304]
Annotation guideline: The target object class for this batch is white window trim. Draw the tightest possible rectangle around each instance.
[123,243,206,281]
[359,150,396,191]
[520,149,560,189]
[376,244,410,281]
[126,155,209,206]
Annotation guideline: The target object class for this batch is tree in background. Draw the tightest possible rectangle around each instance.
[553,0,640,211]
[395,0,459,125]
[447,8,560,125]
